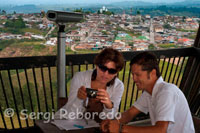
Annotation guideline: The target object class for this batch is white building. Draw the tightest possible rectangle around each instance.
[100,6,108,13]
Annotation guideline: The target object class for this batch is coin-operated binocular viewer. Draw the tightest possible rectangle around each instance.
[46,10,84,108]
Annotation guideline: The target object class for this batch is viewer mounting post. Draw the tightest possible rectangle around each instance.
[57,24,66,98]
[46,10,83,108]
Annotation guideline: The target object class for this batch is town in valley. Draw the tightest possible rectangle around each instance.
[0,6,199,57]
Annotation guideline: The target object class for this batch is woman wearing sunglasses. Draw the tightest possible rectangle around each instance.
[54,48,124,124]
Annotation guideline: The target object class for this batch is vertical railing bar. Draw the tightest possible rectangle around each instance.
[118,61,127,112]
[0,71,15,129]
[0,71,9,107]
[185,59,199,99]
[32,68,41,119]
[122,61,127,83]
[158,57,161,73]
[158,58,161,64]
[190,90,200,115]
[66,65,71,97]
[118,99,122,112]
[160,57,166,75]
[7,70,22,128]
[123,66,131,111]
[16,69,29,127]
[167,57,176,83]
[65,65,68,98]
[71,64,74,78]
[48,67,55,113]
[164,58,171,81]
[86,63,88,70]
[172,57,181,84]
[118,100,122,112]
[55,65,58,110]
[180,56,192,94]
[68,64,74,97]
[24,69,35,125]
[41,67,49,112]
[175,57,186,86]
[67,64,74,98]
[65,66,67,98]
[0,104,7,129]
[185,58,196,97]
[130,82,136,107]
[78,64,81,72]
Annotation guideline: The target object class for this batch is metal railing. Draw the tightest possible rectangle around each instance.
[0,47,199,131]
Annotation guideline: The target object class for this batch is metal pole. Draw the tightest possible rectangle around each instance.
[57,24,66,100]
[45,10,84,109]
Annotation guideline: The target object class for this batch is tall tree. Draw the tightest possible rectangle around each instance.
[137,10,141,15]
[2,10,6,15]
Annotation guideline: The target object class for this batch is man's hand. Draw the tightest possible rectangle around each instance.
[100,119,111,132]
[108,119,120,133]
[77,86,87,100]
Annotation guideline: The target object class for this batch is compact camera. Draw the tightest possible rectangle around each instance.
[86,88,98,98]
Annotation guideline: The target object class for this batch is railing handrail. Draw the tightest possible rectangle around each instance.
[0,47,198,70]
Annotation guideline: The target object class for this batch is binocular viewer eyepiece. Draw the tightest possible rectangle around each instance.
[46,10,84,23]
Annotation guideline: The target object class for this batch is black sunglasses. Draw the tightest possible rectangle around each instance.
[98,64,117,74]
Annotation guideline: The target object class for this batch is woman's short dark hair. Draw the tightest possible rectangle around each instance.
[92,48,124,86]
[94,48,124,71]
[130,52,161,77]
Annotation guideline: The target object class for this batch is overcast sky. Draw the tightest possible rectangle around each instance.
[0,0,185,5]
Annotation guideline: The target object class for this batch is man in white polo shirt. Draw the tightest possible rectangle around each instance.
[101,52,195,133]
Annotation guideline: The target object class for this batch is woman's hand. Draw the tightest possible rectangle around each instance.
[77,86,87,100]
[97,89,113,109]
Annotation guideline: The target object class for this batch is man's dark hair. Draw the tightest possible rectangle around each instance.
[130,52,161,77]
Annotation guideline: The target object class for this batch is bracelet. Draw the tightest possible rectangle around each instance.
[119,123,123,133]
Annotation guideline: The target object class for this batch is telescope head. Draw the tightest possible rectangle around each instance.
[46,10,84,23]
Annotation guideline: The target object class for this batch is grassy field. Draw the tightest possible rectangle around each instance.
[21,28,47,36]
[0,58,187,129]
